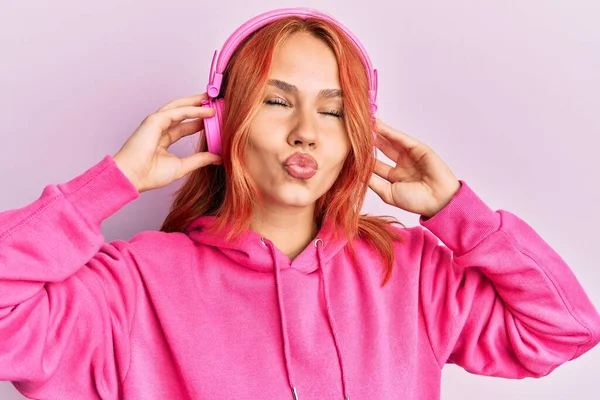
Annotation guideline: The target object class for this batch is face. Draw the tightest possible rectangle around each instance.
[245,32,351,210]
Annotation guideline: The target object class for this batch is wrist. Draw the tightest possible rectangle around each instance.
[112,154,142,193]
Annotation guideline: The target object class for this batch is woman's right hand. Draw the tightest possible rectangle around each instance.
[113,92,222,193]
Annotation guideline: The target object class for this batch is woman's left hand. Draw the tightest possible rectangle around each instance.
[368,118,462,219]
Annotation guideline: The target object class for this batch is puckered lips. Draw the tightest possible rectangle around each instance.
[283,152,318,179]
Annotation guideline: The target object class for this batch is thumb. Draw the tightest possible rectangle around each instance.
[179,152,222,176]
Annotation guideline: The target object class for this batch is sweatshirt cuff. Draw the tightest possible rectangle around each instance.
[419,180,501,256]
[56,155,140,228]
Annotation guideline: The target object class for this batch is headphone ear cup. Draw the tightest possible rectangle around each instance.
[202,98,224,155]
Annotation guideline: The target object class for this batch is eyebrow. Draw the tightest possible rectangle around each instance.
[267,79,343,100]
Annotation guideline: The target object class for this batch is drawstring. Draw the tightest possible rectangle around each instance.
[263,238,298,399]
[262,237,350,400]
[316,239,350,400]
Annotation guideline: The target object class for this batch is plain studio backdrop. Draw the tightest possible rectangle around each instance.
[0,0,598,399]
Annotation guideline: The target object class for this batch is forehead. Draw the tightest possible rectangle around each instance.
[268,33,340,89]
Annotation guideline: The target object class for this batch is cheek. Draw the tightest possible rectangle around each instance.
[246,128,277,166]
[249,141,280,165]
[247,114,286,157]
[244,138,284,191]
[323,138,351,184]
[328,134,351,167]
[244,145,273,181]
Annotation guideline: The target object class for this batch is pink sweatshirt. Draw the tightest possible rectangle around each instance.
[1,155,599,400]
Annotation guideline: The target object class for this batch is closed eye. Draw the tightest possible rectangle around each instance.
[265,99,343,119]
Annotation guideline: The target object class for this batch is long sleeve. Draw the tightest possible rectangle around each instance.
[0,155,142,399]
[418,180,600,378]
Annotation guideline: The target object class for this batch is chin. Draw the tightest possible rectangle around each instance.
[276,194,317,208]
[271,186,320,208]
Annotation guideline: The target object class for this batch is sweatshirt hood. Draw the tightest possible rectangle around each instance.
[184,215,349,274]
[184,215,352,400]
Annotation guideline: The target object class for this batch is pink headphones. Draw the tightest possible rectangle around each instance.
[200,7,379,155]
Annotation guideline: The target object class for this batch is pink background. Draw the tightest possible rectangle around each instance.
[1,0,598,398]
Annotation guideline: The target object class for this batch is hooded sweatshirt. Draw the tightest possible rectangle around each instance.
[1,154,599,400]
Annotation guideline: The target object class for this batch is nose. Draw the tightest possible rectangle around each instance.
[287,110,318,150]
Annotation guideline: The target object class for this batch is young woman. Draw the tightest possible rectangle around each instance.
[1,7,599,400]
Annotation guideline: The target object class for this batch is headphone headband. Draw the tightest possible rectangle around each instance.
[205,7,378,113]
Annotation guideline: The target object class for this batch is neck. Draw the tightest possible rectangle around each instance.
[250,202,318,260]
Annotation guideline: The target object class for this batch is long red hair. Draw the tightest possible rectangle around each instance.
[160,16,405,285]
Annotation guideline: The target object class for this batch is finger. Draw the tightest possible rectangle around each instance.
[159,118,205,149]
[156,92,210,112]
[368,174,394,205]
[374,118,421,150]
[375,133,400,161]
[178,152,223,178]
[372,158,393,182]
[148,106,216,132]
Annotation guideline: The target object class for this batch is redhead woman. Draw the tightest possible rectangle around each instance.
[1,7,599,400]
